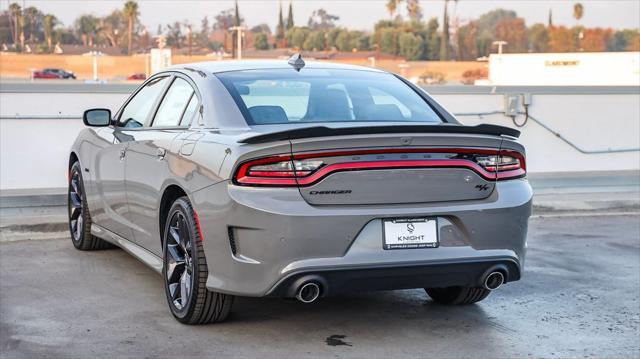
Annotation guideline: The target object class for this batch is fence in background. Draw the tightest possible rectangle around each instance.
[1,83,639,191]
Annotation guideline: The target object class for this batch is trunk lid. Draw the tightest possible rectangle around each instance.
[290,133,503,205]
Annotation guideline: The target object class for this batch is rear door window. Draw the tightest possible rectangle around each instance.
[152,78,195,127]
[180,94,199,126]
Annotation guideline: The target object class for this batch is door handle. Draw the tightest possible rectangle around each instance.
[157,148,167,160]
[119,148,126,160]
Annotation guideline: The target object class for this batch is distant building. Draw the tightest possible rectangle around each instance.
[55,45,124,56]
[488,52,640,86]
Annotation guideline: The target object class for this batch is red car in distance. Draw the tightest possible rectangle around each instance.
[33,68,76,79]
[127,73,146,80]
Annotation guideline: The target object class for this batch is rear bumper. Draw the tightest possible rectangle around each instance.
[267,257,520,297]
[191,178,532,297]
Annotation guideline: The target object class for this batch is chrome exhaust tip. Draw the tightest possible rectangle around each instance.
[484,271,505,291]
[295,282,321,303]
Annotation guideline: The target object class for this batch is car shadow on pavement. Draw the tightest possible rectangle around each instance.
[228,289,493,327]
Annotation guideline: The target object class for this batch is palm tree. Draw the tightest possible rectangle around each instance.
[573,3,584,23]
[386,0,401,19]
[43,14,57,50]
[440,0,451,60]
[8,3,21,46]
[123,0,139,55]
[76,14,98,46]
[406,0,422,21]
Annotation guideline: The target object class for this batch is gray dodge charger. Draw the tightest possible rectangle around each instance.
[69,58,531,324]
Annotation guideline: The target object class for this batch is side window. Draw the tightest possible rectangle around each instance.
[119,76,169,128]
[180,94,199,126]
[152,78,195,127]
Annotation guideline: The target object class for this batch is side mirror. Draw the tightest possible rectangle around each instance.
[83,108,111,127]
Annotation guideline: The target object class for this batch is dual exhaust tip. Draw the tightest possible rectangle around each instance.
[294,270,505,302]
[483,271,505,291]
[295,282,322,303]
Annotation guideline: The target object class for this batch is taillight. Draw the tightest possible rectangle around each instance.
[235,157,325,186]
[475,150,526,180]
[234,148,525,187]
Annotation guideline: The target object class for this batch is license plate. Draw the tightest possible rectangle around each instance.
[383,218,438,250]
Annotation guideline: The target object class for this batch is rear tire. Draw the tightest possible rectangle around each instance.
[68,161,114,250]
[163,196,234,324]
[425,286,491,305]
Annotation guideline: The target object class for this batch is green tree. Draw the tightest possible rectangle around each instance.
[548,26,577,52]
[276,3,285,45]
[251,23,271,34]
[473,9,518,56]
[286,26,310,49]
[352,31,371,50]
[399,32,424,60]
[440,0,450,60]
[43,14,57,50]
[286,2,294,30]
[8,3,21,45]
[23,6,43,43]
[608,29,640,51]
[75,14,98,46]
[254,32,270,50]
[123,0,139,54]
[303,30,325,50]
[335,30,354,51]
[326,27,342,49]
[386,0,401,18]
[234,0,241,26]
[307,9,339,30]
[493,18,528,53]
[100,10,126,47]
[214,8,237,30]
[379,27,399,55]
[573,3,584,23]
[406,0,422,21]
[457,22,478,60]
[528,23,549,52]
[165,21,183,47]
[424,17,440,60]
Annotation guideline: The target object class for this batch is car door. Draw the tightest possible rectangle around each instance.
[92,75,171,240]
[122,75,200,255]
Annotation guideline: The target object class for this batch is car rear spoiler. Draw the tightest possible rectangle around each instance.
[238,124,520,144]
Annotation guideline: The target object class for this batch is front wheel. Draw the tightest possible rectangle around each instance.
[162,197,234,324]
[425,287,491,305]
[68,161,113,250]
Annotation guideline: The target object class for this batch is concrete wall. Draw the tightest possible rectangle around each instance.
[0,54,480,83]
[1,83,638,190]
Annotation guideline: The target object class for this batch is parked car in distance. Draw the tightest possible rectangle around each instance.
[69,57,531,324]
[127,73,146,81]
[33,68,76,79]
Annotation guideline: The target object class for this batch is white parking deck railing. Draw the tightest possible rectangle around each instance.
[1,83,639,191]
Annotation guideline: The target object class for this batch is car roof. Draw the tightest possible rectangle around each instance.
[167,59,387,75]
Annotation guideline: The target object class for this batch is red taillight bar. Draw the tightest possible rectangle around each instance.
[234,148,526,186]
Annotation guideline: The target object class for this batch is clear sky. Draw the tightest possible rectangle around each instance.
[3,0,639,32]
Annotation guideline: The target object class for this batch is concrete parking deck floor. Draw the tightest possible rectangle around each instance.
[1,215,639,358]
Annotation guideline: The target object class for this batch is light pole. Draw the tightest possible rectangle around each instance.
[228,26,246,60]
[492,40,507,54]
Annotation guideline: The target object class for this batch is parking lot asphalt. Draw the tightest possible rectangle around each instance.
[1,214,639,359]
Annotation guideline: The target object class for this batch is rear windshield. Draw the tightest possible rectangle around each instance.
[216,69,443,125]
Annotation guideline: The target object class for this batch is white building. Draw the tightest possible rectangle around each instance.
[487,52,640,86]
